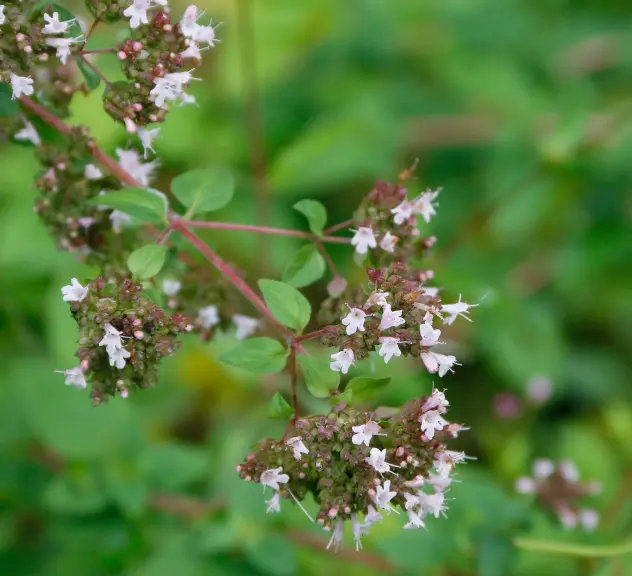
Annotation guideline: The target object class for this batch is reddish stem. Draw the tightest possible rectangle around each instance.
[315,240,340,277]
[181,220,351,244]
[173,222,293,339]
[78,54,112,87]
[18,97,141,188]
[295,327,332,343]
[289,346,299,416]
[323,219,354,235]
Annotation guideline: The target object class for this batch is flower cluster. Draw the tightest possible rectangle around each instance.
[237,390,468,551]
[515,459,601,531]
[57,276,190,404]
[322,262,475,378]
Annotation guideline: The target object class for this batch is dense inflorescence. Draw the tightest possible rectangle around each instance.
[237,390,468,550]
[58,276,191,404]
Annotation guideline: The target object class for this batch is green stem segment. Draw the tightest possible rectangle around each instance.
[514,538,632,558]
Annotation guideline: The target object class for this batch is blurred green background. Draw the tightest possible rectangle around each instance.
[2,0,632,574]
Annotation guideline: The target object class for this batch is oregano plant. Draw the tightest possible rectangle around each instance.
[1,0,605,558]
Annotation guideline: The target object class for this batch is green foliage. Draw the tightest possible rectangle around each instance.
[258,279,311,333]
[219,337,289,374]
[297,354,339,398]
[338,376,391,405]
[0,85,19,118]
[170,167,234,217]
[89,187,168,225]
[293,200,327,236]
[127,244,167,280]
[77,59,102,91]
[282,244,326,288]
[267,392,293,420]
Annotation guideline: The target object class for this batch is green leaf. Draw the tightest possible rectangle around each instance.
[170,166,234,216]
[258,279,311,333]
[297,355,339,398]
[77,58,101,91]
[43,476,107,516]
[339,376,391,405]
[293,199,327,236]
[87,187,168,225]
[219,337,289,374]
[0,84,19,118]
[138,444,208,491]
[282,244,325,288]
[267,392,293,420]
[127,244,167,280]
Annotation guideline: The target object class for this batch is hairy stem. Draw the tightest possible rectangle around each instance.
[180,220,351,244]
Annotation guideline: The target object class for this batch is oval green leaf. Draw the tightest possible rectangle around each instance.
[127,244,167,280]
[88,187,168,225]
[258,279,311,333]
[282,244,326,288]
[297,355,339,398]
[293,199,327,236]
[219,337,289,374]
[170,166,234,216]
[267,392,293,420]
[78,58,101,90]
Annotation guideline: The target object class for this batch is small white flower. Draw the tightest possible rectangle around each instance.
[123,0,151,29]
[378,304,405,331]
[110,210,132,233]
[515,477,536,494]
[0,5,5,25]
[99,323,124,353]
[55,366,87,389]
[198,305,220,329]
[422,388,449,413]
[404,476,425,489]
[403,492,420,510]
[164,70,198,89]
[391,199,414,225]
[419,322,441,347]
[260,467,289,491]
[61,278,88,302]
[181,41,204,60]
[193,22,219,46]
[351,421,385,447]
[419,409,448,440]
[14,118,41,146]
[108,346,131,369]
[533,458,555,480]
[286,436,309,460]
[43,11,75,34]
[351,227,377,254]
[419,285,440,298]
[77,217,95,229]
[137,127,160,158]
[162,279,182,297]
[365,447,393,476]
[427,473,453,492]
[434,450,467,478]
[123,117,137,134]
[84,163,103,180]
[351,513,370,550]
[419,492,446,518]
[579,509,599,532]
[364,291,390,309]
[341,305,367,335]
[232,314,259,340]
[559,459,580,483]
[116,148,160,186]
[412,189,440,223]
[379,232,398,253]
[557,506,578,530]
[179,5,221,46]
[421,351,458,377]
[45,36,83,65]
[10,74,34,99]
[326,518,344,552]
[403,508,426,530]
[330,348,354,374]
[441,295,477,325]
[374,479,398,512]
[526,375,553,405]
[364,505,382,526]
[265,491,281,513]
[150,77,179,107]
[378,336,402,364]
